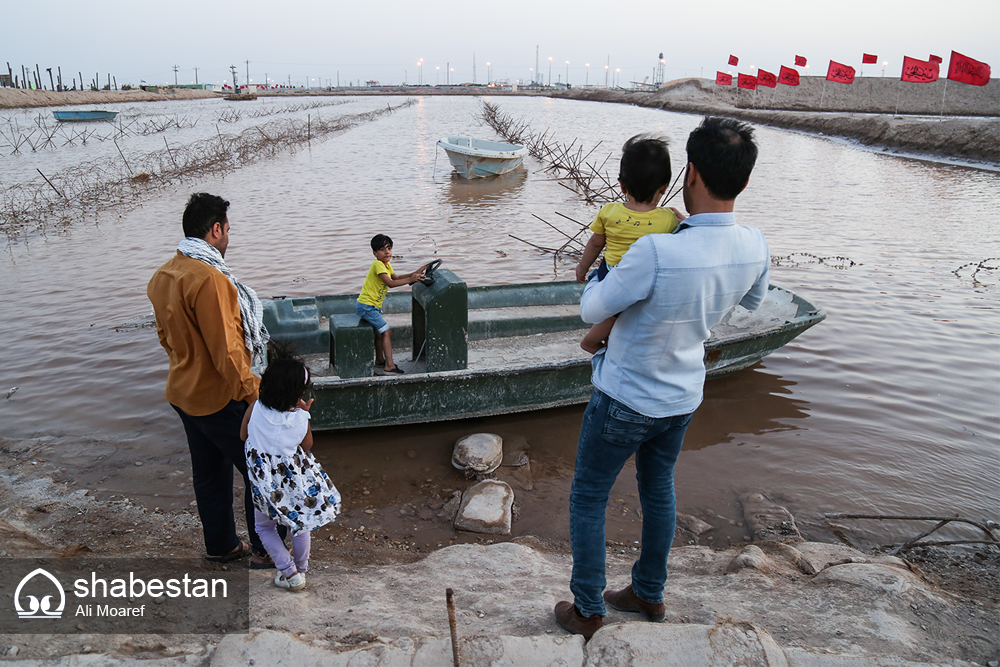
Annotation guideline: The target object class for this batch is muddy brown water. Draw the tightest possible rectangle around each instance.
[1,95,997,554]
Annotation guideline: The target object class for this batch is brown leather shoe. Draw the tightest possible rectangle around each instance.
[553,600,603,640]
[603,584,666,622]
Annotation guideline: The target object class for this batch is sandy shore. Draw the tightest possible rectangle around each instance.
[0,87,219,109]
[553,77,1000,164]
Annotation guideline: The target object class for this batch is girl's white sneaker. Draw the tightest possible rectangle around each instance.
[274,571,306,592]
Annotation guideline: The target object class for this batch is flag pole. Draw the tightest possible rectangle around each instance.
[939,78,949,118]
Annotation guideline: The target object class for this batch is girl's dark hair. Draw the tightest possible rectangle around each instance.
[619,135,672,204]
[258,341,312,412]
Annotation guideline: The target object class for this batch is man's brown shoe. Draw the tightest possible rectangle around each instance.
[603,585,666,622]
[553,601,603,640]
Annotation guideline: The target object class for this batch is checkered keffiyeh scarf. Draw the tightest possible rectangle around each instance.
[178,237,269,368]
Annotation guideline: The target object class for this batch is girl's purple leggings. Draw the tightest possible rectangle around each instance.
[254,509,310,578]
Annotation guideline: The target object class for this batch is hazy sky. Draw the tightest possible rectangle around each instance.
[6,0,998,88]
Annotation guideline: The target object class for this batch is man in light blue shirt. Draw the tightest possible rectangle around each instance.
[555,117,770,639]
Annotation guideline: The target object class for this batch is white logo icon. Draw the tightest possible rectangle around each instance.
[14,568,65,619]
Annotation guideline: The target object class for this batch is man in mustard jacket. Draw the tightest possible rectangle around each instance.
[148,192,273,564]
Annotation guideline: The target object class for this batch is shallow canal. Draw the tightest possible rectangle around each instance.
[1,95,997,551]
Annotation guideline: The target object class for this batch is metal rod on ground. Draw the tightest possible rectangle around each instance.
[36,169,67,199]
[446,588,461,667]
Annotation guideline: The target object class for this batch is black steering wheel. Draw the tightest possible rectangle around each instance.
[421,259,443,286]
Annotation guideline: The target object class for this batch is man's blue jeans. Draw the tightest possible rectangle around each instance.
[570,389,693,617]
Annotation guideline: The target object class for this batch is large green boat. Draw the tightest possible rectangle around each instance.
[262,270,825,431]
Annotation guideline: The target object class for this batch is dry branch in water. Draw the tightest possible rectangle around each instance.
[1,100,414,242]
[824,512,999,555]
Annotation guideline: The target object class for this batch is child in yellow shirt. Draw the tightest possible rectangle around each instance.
[575,135,685,353]
[356,234,426,374]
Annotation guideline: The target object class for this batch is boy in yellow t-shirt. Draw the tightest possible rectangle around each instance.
[574,135,686,353]
[356,234,427,375]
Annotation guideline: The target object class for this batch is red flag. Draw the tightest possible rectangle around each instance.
[737,73,757,89]
[929,54,943,64]
[728,55,739,66]
[794,55,807,67]
[862,53,878,64]
[756,69,777,88]
[900,56,939,83]
[826,60,856,84]
[778,66,800,85]
[947,50,991,86]
[715,71,733,86]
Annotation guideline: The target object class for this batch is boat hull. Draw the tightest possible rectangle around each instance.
[52,110,119,122]
[437,136,528,179]
[263,281,825,431]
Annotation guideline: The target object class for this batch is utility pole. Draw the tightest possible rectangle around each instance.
[473,53,476,84]
[194,67,199,85]
[245,60,250,88]
[447,62,449,85]
[172,65,179,85]
[535,45,539,84]
[230,64,238,91]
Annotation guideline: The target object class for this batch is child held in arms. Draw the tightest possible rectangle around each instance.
[574,135,685,353]
[356,234,427,375]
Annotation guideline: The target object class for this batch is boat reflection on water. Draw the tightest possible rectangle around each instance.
[440,165,528,211]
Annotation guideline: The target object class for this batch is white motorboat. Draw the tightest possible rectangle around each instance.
[437,136,529,179]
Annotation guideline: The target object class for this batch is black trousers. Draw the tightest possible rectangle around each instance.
[172,400,284,557]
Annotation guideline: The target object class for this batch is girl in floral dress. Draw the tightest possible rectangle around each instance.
[241,344,341,591]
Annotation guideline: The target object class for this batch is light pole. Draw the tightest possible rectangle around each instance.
[882,60,888,77]
[548,57,552,86]
[605,64,609,87]
[616,68,620,88]
[450,67,454,85]
[435,66,440,85]
[566,61,569,85]
[418,59,423,85]
[585,63,590,86]
[486,61,491,84]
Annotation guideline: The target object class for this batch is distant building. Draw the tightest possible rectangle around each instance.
[0,73,11,87]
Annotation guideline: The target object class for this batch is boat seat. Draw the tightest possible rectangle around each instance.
[329,314,375,378]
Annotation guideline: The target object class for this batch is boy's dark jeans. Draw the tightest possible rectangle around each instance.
[172,400,284,557]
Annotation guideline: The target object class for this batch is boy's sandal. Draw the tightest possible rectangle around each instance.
[206,540,251,563]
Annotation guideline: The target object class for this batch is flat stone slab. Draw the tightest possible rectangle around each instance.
[454,479,514,534]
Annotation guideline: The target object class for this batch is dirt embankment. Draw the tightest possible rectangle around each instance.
[0,87,220,109]
[554,77,1000,164]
